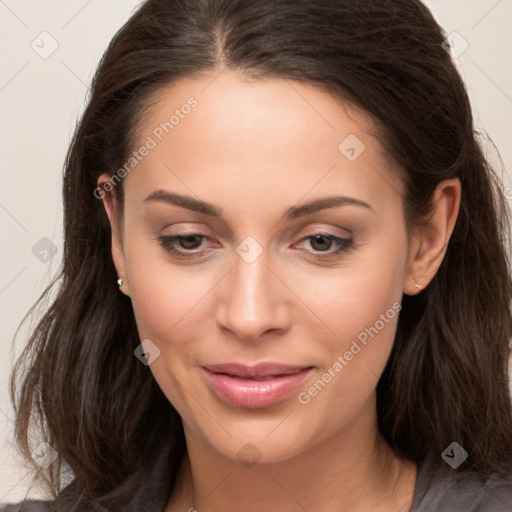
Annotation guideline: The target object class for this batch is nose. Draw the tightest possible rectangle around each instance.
[216,249,290,342]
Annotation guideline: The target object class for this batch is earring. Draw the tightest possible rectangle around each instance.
[117,278,123,286]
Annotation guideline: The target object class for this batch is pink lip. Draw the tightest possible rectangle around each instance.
[202,363,313,408]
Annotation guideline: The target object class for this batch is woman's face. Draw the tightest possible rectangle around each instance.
[102,70,418,463]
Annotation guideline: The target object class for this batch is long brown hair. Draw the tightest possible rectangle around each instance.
[10,0,512,509]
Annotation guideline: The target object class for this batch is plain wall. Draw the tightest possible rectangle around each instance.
[1,0,511,502]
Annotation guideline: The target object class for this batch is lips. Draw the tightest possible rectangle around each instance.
[202,362,313,408]
[203,362,312,378]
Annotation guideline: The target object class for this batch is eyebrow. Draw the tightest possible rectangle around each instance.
[143,189,374,219]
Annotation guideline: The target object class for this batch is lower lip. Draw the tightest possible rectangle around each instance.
[202,367,313,408]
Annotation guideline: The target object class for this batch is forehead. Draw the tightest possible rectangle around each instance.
[123,70,404,215]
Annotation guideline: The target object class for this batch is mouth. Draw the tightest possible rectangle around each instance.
[202,363,314,408]
[203,362,313,378]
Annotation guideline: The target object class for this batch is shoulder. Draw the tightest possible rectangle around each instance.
[470,476,512,511]
[0,501,52,512]
[412,466,512,512]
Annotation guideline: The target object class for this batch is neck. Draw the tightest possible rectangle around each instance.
[166,398,418,512]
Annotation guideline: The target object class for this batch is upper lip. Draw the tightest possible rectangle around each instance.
[203,362,312,378]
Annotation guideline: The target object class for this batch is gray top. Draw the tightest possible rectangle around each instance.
[2,451,512,511]
[410,458,512,511]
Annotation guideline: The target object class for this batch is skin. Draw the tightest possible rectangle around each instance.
[98,69,461,512]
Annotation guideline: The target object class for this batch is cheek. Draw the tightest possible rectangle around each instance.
[124,234,208,338]
[298,236,406,407]
[298,233,406,346]
[124,244,208,416]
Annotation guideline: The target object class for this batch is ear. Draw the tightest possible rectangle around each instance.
[403,178,461,295]
[97,174,131,297]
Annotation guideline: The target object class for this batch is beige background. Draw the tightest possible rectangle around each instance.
[1,0,511,502]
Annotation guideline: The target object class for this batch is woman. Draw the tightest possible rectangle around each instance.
[3,0,512,510]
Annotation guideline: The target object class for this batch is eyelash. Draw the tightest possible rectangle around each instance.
[157,232,354,261]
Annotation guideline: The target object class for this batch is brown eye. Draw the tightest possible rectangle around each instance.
[158,233,213,259]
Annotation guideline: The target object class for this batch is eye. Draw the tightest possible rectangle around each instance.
[293,232,354,260]
[157,233,215,260]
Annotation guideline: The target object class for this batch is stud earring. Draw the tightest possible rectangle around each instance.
[117,278,123,286]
